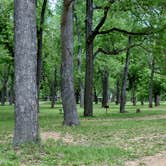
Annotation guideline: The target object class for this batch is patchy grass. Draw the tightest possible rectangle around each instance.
[0,102,166,165]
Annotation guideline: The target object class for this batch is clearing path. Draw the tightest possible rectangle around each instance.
[125,151,166,166]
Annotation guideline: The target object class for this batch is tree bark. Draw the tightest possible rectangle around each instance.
[131,80,136,106]
[94,87,98,104]
[51,67,57,108]
[14,0,39,145]
[149,57,155,108]
[84,0,93,117]
[74,11,84,108]
[37,0,47,96]
[120,36,132,113]
[61,0,79,126]
[1,65,10,106]
[154,95,160,106]
[101,70,109,107]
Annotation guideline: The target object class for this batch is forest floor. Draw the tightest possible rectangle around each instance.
[0,102,166,165]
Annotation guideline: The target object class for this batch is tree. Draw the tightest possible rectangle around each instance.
[120,36,132,113]
[37,0,48,95]
[61,0,79,126]
[14,0,39,145]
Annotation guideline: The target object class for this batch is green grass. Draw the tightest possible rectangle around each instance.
[0,102,166,165]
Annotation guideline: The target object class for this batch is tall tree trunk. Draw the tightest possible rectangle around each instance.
[115,79,120,105]
[61,0,79,126]
[75,89,80,104]
[131,80,136,106]
[1,65,10,106]
[14,0,39,145]
[101,70,109,107]
[120,36,132,113]
[84,0,93,117]
[141,99,144,105]
[94,87,98,104]
[154,95,160,106]
[51,67,57,108]
[37,0,47,97]
[149,57,155,108]
[74,11,84,108]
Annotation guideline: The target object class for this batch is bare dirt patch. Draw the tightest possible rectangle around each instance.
[125,151,166,166]
[41,131,74,144]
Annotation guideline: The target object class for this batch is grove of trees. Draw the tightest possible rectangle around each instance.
[0,0,165,145]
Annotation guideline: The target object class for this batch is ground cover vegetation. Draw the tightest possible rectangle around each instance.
[0,0,166,165]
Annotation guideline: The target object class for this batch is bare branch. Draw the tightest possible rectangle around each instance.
[98,25,166,36]
[93,43,142,59]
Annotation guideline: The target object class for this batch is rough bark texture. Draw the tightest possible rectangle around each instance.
[61,0,79,126]
[37,0,47,95]
[149,58,155,108]
[120,36,132,113]
[101,70,109,107]
[14,0,39,145]
[84,0,93,117]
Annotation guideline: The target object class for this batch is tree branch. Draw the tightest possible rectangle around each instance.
[98,25,166,36]
[88,0,116,42]
[93,43,142,59]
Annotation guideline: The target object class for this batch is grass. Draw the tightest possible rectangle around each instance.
[0,102,166,165]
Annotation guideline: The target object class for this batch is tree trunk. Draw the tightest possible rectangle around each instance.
[51,67,57,108]
[37,0,47,97]
[131,80,136,106]
[9,71,15,105]
[102,70,109,107]
[149,57,155,108]
[61,0,79,126]
[154,95,160,106]
[84,0,93,117]
[14,0,39,145]
[115,79,120,105]
[94,87,98,104]
[120,36,132,113]
[75,89,80,104]
[1,65,11,106]
[74,11,84,108]
[141,99,144,105]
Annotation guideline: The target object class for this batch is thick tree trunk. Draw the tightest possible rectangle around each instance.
[102,70,109,107]
[75,11,84,108]
[115,79,120,105]
[51,67,57,108]
[37,0,47,97]
[84,0,93,117]
[120,36,132,113]
[149,58,155,108]
[61,0,79,126]
[14,0,39,145]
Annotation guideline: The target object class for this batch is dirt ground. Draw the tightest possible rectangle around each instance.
[125,151,166,166]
